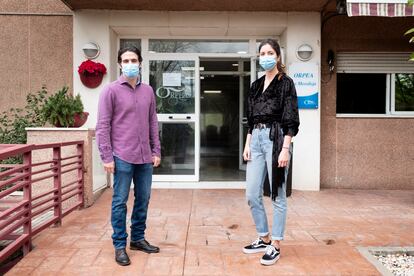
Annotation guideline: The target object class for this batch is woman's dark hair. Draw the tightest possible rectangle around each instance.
[117,46,143,64]
[258,38,286,75]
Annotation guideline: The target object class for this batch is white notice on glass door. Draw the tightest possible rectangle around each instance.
[163,73,182,87]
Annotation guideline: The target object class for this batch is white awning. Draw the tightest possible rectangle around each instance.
[346,0,414,16]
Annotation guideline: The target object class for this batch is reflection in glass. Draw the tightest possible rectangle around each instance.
[149,39,249,53]
[202,60,239,72]
[120,39,141,50]
[395,73,414,111]
[200,75,239,150]
[154,123,195,175]
[150,60,195,114]
[200,74,245,181]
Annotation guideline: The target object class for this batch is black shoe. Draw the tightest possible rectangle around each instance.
[130,239,160,253]
[115,248,131,266]
[243,238,271,254]
[260,245,280,266]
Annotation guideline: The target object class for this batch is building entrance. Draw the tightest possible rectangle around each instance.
[199,59,250,181]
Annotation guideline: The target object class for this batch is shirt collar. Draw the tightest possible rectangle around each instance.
[118,75,141,88]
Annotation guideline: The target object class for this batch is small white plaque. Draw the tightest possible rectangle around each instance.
[163,73,181,87]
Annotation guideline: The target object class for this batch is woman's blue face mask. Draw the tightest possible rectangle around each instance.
[259,55,277,71]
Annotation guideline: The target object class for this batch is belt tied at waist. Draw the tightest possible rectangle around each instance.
[254,123,272,129]
[264,121,285,201]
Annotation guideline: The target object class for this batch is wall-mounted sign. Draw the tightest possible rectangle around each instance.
[289,63,319,109]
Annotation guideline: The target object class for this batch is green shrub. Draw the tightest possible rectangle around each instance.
[0,87,48,168]
[0,87,48,146]
[40,86,84,127]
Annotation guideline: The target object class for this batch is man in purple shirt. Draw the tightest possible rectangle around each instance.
[96,46,161,266]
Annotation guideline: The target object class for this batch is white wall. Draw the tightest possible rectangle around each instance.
[74,10,112,129]
[73,10,321,191]
[285,12,321,191]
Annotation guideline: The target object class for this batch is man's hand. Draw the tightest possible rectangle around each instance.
[152,156,161,167]
[104,161,115,174]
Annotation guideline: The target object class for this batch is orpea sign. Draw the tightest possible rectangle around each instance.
[289,62,319,109]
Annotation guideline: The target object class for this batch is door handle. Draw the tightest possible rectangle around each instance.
[168,116,192,120]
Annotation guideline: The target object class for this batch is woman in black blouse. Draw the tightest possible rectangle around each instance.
[242,38,299,266]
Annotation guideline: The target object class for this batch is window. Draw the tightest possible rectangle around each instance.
[336,73,414,115]
[393,73,414,112]
[148,39,249,54]
[336,52,414,116]
[149,60,196,114]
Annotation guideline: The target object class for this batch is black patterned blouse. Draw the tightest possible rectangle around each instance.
[247,73,300,137]
[246,73,300,199]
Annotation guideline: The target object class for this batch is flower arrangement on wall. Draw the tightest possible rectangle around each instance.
[78,60,107,88]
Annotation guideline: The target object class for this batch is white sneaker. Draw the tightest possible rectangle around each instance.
[243,238,271,254]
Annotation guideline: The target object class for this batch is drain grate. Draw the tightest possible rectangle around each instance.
[357,247,414,276]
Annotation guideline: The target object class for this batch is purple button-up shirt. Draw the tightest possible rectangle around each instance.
[96,76,161,164]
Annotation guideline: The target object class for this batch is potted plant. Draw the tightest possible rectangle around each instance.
[78,59,107,88]
[41,86,89,127]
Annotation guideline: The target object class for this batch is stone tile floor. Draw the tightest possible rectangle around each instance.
[6,189,414,275]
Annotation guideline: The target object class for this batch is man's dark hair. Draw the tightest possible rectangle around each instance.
[117,46,143,63]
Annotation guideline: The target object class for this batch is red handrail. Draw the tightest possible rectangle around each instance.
[0,141,84,263]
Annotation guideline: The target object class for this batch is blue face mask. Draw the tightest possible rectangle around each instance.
[259,56,277,71]
[122,63,140,78]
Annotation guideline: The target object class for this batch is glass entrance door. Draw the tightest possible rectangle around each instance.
[238,56,264,171]
[199,58,250,181]
[148,57,200,181]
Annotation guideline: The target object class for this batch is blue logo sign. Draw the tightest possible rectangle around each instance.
[298,93,318,109]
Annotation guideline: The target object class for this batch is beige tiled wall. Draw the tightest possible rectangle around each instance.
[0,0,72,114]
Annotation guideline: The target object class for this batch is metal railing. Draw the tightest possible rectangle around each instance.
[0,141,84,263]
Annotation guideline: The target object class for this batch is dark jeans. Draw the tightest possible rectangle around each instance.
[111,156,153,249]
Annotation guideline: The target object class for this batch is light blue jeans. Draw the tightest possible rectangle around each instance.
[246,127,291,241]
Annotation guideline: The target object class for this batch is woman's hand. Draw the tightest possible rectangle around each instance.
[278,148,289,167]
[243,134,252,161]
[243,145,251,161]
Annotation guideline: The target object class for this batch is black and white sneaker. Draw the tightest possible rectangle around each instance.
[243,238,271,254]
[260,245,280,265]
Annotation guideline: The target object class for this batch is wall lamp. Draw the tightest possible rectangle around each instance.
[82,42,100,60]
[296,44,313,61]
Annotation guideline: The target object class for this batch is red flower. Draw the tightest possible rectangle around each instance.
[78,60,107,75]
